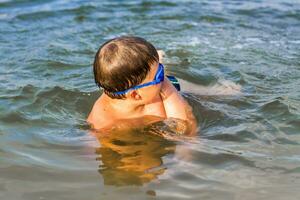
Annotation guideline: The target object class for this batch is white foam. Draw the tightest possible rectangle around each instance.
[290,40,300,44]
[245,37,264,43]
[180,78,241,96]
[189,37,201,46]
[0,13,8,20]
[232,44,244,49]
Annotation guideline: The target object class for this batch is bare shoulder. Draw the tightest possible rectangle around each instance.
[87,97,113,130]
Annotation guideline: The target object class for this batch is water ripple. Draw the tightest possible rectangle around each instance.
[1,0,300,199]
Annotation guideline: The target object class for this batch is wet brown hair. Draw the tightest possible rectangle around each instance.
[93,36,159,99]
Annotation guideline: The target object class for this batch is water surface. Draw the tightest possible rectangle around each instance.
[1,0,300,199]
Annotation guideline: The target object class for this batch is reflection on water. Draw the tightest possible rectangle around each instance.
[1,0,300,199]
[94,125,177,186]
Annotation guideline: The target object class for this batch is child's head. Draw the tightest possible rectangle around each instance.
[93,36,161,100]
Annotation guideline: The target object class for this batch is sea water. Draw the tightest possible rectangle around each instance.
[0,0,300,199]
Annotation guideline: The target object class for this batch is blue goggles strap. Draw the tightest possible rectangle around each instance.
[113,79,162,95]
[112,63,164,95]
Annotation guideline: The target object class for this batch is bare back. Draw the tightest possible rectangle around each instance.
[87,94,167,130]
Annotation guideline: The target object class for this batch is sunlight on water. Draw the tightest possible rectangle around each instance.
[0,0,300,199]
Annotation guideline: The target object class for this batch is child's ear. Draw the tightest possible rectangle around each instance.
[130,90,142,100]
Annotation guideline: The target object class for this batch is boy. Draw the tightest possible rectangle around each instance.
[87,36,196,134]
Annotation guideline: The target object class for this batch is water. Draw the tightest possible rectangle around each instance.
[1,0,300,199]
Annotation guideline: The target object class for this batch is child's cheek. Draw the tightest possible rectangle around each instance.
[144,86,161,102]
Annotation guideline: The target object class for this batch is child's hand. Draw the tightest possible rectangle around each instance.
[157,50,165,63]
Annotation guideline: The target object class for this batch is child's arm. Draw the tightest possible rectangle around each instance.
[160,78,188,120]
[157,50,197,135]
[160,78,198,135]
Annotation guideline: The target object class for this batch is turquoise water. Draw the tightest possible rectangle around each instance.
[1,0,300,199]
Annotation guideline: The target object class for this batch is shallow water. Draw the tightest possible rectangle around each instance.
[1,0,300,199]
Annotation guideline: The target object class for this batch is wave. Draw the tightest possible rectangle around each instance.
[0,84,99,126]
[14,4,96,21]
[259,97,294,116]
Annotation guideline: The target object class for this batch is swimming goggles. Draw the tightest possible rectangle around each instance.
[112,63,165,95]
